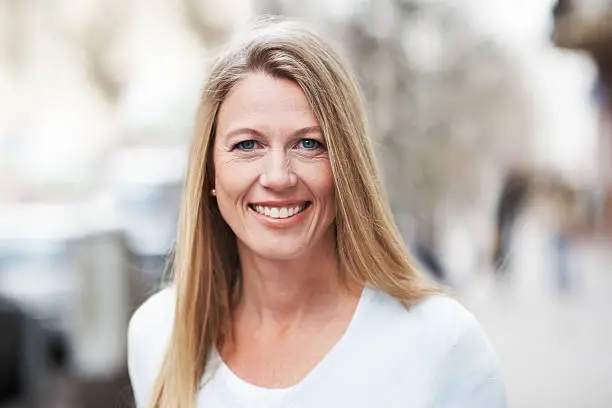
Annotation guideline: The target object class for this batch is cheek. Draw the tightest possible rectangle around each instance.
[213,154,258,197]
[301,161,335,204]
[213,162,252,227]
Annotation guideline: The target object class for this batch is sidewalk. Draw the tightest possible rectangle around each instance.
[457,216,612,408]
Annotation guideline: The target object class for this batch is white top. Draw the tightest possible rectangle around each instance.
[128,286,507,408]
[218,359,296,407]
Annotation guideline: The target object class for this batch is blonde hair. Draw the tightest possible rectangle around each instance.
[148,17,441,408]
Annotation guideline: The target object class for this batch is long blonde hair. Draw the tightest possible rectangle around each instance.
[148,17,441,408]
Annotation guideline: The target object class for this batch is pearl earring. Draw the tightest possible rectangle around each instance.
[211,189,216,196]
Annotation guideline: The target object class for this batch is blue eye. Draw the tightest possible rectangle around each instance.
[236,140,257,150]
[298,139,321,150]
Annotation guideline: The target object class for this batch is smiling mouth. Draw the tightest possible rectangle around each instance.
[248,202,312,219]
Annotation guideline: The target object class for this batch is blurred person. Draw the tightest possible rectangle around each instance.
[127,18,506,408]
[545,175,580,292]
[492,169,532,273]
[393,214,447,283]
[492,165,582,291]
[0,295,47,407]
[0,296,23,404]
[414,240,447,283]
[552,0,574,20]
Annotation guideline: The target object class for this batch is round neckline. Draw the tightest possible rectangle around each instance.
[204,285,376,404]
[220,361,296,392]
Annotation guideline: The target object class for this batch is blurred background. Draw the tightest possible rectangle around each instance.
[0,0,611,407]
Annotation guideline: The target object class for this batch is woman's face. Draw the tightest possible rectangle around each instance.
[213,72,336,261]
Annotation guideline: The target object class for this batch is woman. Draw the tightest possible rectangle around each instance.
[128,18,506,408]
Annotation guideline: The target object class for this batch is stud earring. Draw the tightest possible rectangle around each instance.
[211,189,216,196]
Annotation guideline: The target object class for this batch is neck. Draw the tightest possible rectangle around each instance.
[235,238,360,329]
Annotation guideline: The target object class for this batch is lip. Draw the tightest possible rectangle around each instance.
[249,200,310,207]
[248,201,311,228]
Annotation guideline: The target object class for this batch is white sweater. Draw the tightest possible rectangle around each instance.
[128,286,507,408]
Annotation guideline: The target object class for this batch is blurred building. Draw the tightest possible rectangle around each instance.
[552,0,612,235]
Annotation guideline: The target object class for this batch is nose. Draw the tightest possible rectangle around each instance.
[259,149,297,191]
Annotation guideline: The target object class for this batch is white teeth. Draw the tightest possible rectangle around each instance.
[252,204,307,219]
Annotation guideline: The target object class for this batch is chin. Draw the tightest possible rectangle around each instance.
[246,240,310,261]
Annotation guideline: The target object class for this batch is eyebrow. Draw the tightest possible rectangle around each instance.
[225,126,322,139]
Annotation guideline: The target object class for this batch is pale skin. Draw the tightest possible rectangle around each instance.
[213,72,362,388]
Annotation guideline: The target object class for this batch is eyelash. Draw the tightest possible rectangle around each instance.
[233,138,324,152]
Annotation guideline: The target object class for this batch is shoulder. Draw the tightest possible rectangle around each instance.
[368,289,479,341]
[367,291,507,406]
[127,286,176,408]
[409,295,500,371]
[413,295,484,340]
[129,285,176,334]
[416,296,507,407]
[361,290,486,358]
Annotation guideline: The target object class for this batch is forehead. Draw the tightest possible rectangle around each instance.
[217,73,318,131]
